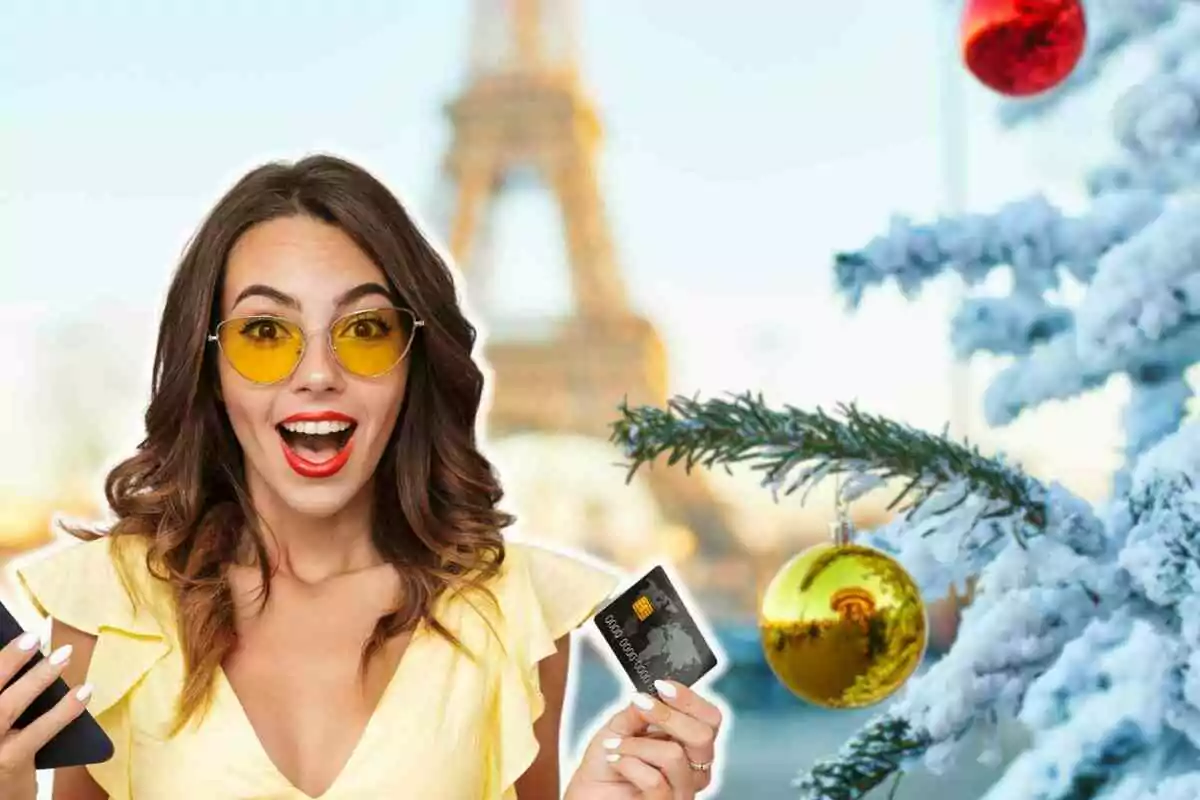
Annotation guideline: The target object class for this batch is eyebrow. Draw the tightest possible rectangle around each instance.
[231,281,398,311]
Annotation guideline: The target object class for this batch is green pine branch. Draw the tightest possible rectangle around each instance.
[611,392,1046,529]
[792,715,931,800]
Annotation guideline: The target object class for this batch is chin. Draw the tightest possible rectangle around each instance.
[247,461,374,521]
[275,485,365,519]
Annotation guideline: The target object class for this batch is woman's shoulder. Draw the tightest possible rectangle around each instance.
[10,533,169,638]
[484,538,624,643]
[497,539,621,595]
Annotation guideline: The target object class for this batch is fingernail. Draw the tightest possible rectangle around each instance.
[606,753,621,763]
[654,679,677,699]
[632,693,655,711]
[48,644,73,666]
[74,683,93,704]
[603,737,621,750]
[16,632,39,651]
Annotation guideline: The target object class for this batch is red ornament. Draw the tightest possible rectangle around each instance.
[961,0,1086,97]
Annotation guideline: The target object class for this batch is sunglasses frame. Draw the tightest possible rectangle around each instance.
[207,305,425,385]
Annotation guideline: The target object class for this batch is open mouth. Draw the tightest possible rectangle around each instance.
[276,418,358,478]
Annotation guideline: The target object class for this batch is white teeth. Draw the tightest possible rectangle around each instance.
[280,420,354,435]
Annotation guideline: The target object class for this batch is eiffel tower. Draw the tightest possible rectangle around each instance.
[439,0,739,562]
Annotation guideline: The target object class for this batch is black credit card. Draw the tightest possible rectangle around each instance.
[592,565,719,697]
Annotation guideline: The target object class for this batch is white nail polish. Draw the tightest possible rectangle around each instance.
[654,679,677,699]
[632,693,655,711]
[606,753,621,763]
[16,632,39,652]
[48,644,73,666]
[603,737,621,750]
[74,683,93,703]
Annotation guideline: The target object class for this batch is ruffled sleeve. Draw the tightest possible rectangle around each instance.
[490,540,623,798]
[11,535,171,800]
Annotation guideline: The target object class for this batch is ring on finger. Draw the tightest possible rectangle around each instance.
[688,759,712,773]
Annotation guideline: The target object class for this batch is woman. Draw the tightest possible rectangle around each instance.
[1,155,723,799]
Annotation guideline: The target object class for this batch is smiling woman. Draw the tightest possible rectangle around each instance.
[205,216,428,522]
[211,293,420,480]
[2,154,725,800]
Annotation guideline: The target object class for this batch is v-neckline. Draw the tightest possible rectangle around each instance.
[215,618,428,800]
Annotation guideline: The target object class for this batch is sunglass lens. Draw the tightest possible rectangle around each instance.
[218,317,304,384]
[332,308,415,377]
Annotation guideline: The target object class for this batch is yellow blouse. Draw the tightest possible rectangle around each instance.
[13,535,621,800]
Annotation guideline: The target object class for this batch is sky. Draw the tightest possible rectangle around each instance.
[0,1,1144,528]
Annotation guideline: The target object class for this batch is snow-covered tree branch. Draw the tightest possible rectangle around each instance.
[833,192,1162,308]
[997,0,1183,128]
[611,395,1200,798]
[1087,4,1200,194]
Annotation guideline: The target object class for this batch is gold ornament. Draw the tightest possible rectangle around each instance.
[758,491,927,709]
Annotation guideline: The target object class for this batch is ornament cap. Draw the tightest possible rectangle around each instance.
[829,517,854,546]
[830,475,855,545]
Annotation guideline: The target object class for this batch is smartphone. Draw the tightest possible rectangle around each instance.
[0,599,114,768]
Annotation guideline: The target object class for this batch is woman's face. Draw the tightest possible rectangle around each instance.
[216,214,411,520]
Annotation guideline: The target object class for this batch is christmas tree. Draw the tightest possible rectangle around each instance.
[613,2,1200,797]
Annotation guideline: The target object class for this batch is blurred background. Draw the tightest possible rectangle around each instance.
[2,1,1137,797]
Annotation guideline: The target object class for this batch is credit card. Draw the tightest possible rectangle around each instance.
[592,565,719,697]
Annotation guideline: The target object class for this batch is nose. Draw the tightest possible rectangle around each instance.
[290,332,344,394]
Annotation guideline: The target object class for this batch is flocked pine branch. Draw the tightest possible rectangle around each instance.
[1073,197,1200,369]
[979,315,1200,430]
[611,392,1046,529]
[979,613,1183,799]
[966,196,1200,474]
[1104,771,1200,800]
[832,192,1162,308]
[963,420,1200,799]
[978,185,1200,430]
[1118,370,1192,493]
[1086,4,1200,195]
[950,295,1073,358]
[1089,70,1200,196]
[996,0,1182,129]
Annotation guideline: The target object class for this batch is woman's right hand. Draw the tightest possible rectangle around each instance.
[0,632,92,800]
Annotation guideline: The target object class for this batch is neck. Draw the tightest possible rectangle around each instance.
[242,479,383,584]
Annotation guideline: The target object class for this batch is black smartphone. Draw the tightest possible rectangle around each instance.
[0,599,114,768]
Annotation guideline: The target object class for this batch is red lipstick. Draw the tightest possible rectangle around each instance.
[277,411,358,479]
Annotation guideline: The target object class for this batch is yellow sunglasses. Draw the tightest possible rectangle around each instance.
[208,306,423,385]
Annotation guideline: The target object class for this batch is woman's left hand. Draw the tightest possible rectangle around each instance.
[564,680,723,799]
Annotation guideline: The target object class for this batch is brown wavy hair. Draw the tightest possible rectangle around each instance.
[70,154,514,734]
